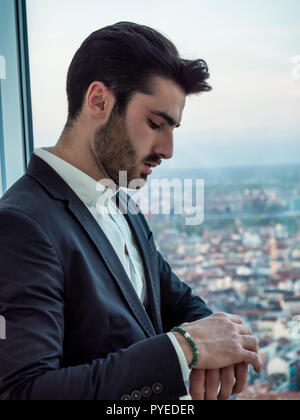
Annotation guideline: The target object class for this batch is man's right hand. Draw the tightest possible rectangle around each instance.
[172,312,263,373]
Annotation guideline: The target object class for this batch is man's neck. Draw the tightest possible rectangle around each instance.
[49,135,110,183]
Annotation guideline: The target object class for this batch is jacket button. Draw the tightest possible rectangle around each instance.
[120,394,131,401]
[152,383,163,394]
[141,386,152,398]
[131,390,141,400]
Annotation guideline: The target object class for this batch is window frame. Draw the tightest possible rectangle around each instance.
[0,0,34,196]
[16,0,34,167]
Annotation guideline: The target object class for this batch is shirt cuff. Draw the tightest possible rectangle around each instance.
[167,332,191,383]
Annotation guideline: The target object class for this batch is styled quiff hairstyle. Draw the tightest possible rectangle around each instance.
[66,21,211,123]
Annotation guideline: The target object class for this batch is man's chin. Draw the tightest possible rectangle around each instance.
[125,172,148,190]
[114,167,149,189]
[140,173,148,182]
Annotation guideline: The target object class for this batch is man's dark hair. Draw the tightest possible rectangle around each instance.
[66,21,212,124]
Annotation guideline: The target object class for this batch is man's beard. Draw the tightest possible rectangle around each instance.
[92,106,148,188]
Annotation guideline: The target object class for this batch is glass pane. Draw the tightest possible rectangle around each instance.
[0,79,5,196]
[26,0,300,399]
[0,0,26,192]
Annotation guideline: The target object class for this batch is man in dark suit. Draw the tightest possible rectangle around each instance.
[0,22,262,400]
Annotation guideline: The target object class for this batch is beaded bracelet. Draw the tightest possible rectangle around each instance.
[171,326,199,370]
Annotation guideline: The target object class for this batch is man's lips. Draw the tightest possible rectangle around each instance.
[143,162,159,175]
[145,162,159,168]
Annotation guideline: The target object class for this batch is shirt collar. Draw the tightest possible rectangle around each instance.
[34,148,117,207]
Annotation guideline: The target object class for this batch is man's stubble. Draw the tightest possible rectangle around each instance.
[92,106,146,187]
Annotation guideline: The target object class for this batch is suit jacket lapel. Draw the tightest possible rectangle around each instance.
[67,198,157,338]
[118,192,163,334]
[27,154,157,338]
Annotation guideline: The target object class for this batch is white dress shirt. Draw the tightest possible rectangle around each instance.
[34,148,191,399]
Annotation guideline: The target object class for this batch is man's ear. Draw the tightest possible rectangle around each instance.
[85,81,113,118]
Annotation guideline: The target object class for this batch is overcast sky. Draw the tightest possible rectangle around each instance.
[26,0,300,169]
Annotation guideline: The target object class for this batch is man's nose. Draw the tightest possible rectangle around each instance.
[153,133,174,160]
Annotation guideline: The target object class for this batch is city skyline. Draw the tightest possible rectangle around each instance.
[148,164,300,398]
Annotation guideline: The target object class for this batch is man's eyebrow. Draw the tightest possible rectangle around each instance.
[150,110,181,128]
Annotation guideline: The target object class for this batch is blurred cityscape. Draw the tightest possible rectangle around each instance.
[144,164,300,400]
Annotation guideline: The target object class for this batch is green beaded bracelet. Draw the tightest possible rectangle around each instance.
[171,326,199,370]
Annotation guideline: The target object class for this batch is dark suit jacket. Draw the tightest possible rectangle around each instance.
[0,153,212,400]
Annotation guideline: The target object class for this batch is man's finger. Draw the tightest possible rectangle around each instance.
[232,363,248,395]
[218,366,235,400]
[243,350,263,373]
[189,369,205,400]
[213,313,243,325]
[242,335,259,353]
[238,325,252,336]
[204,369,220,400]
[228,314,243,325]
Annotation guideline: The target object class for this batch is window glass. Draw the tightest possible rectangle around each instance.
[26,0,300,399]
[0,0,27,192]
[0,80,6,195]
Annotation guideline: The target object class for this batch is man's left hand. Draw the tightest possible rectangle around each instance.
[189,363,248,400]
